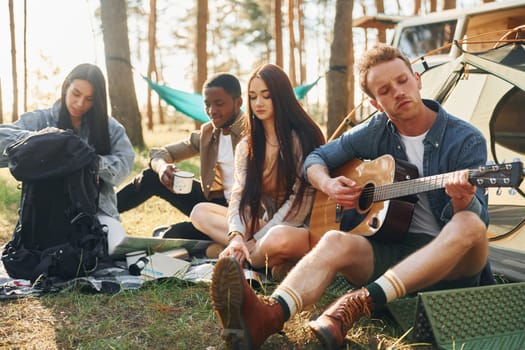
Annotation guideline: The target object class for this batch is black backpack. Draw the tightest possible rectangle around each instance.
[1,130,110,283]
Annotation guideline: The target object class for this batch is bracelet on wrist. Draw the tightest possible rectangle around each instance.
[227,231,243,242]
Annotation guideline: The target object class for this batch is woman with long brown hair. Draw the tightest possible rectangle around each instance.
[190,63,325,271]
[0,63,134,255]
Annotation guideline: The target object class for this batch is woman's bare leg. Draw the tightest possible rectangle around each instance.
[190,203,229,245]
[250,225,311,268]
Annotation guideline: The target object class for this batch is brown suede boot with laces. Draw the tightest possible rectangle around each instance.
[210,257,285,350]
[309,287,375,350]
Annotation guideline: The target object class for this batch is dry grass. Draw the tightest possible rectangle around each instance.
[119,118,201,237]
[0,117,419,349]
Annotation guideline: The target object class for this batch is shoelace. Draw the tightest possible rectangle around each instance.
[258,294,278,305]
[334,290,372,331]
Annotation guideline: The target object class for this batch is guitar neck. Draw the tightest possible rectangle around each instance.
[371,160,524,202]
[373,172,454,201]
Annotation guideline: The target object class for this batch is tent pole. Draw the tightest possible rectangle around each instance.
[328,100,366,142]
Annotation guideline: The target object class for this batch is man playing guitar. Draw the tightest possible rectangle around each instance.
[209,44,507,350]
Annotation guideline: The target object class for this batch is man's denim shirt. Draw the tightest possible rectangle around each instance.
[304,99,489,229]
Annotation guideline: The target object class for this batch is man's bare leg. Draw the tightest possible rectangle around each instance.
[309,211,488,350]
[391,210,488,294]
[274,230,374,308]
[209,231,374,349]
[210,211,488,350]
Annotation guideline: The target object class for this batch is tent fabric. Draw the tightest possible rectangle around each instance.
[420,42,525,282]
[144,76,322,123]
[464,45,525,91]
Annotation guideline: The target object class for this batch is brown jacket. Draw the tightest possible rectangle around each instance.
[149,111,244,200]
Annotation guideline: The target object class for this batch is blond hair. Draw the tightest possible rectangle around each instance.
[357,44,413,98]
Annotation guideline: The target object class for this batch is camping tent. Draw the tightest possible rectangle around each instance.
[419,41,525,281]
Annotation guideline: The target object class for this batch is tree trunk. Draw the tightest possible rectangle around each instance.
[0,77,4,123]
[375,0,386,43]
[274,0,283,67]
[414,0,421,15]
[297,0,306,84]
[287,0,296,85]
[194,0,208,130]
[152,1,164,126]
[100,0,145,148]
[360,2,369,51]
[9,0,18,122]
[430,0,437,12]
[146,0,157,130]
[443,0,456,10]
[326,0,353,138]
[23,0,27,112]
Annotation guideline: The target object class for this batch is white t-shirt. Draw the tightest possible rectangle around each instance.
[217,133,235,202]
[400,132,441,236]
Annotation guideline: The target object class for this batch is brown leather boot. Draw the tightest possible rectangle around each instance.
[210,256,285,349]
[309,287,375,350]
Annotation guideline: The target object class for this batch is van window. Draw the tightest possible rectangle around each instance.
[398,20,457,59]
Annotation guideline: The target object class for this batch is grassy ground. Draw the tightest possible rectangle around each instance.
[0,118,417,349]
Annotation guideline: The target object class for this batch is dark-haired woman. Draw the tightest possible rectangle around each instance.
[0,63,134,255]
[190,63,325,271]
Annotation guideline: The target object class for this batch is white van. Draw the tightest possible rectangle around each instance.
[355,0,525,66]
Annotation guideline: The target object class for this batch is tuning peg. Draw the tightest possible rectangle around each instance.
[484,160,495,171]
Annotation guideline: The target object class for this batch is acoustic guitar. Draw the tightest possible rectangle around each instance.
[309,154,524,245]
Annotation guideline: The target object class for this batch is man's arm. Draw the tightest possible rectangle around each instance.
[444,169,477,213]
[305,163,331,192]
[148,129,202,189]
[306,163,363,209]
[149,157,170,174]
[439,121,489,225]
[148,157,175,188]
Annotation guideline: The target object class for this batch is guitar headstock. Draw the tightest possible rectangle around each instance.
[469,160,524,188]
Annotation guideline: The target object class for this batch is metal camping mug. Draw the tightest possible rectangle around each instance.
[126,251,149,276]
[128,256,150,276]
[173,171,194,194]
[126,250,146,265]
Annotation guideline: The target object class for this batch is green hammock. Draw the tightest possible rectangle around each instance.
[293,76,322,100]
[144,76,321,123]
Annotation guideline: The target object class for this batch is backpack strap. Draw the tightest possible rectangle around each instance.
[67,163,99,217]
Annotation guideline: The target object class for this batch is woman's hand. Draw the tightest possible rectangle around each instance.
[219,233,252,266]
[38,127,62,134]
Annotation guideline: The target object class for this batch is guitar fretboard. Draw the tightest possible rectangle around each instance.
[370,172,454,201]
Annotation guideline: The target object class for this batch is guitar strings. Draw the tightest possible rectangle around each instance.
[358,174,450,201]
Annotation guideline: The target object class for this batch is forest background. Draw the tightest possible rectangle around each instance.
[0,0,514,348]
[1,0,495,144]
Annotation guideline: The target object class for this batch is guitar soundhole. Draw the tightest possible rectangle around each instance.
[358,183,375,212]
